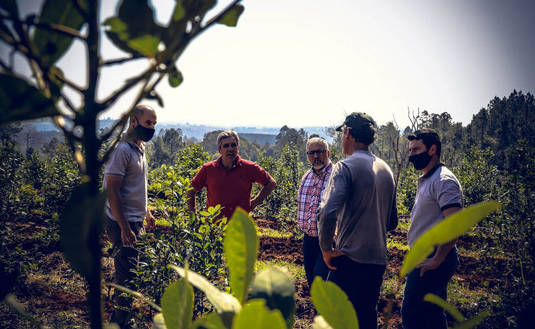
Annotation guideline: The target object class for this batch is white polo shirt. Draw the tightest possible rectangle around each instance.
[103,139,148,222]
[408,164,463,247]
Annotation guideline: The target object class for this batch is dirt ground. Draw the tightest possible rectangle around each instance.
[0,217,515,328]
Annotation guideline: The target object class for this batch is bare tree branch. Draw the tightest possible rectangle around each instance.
[201,0,242,34]
[55,73,85,93]
[101,0,243,111]
[59,91,79,114]
[100,56,139,66]
[1,13,86,41]
[100,63,157,109]
[99,77,151,149]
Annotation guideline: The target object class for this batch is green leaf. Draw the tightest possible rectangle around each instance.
[192,313,227,329]
[169,265,241,313]
[172,1,186,21]
[161,1,187,53]
[183,0,217,19]
[217,4,244,27]
[231,300,286,329]
[154,313,168,329]
[47,66,64,97]
[128,34,160,57]
[59,183,105,279]
[0,73,59,125]
[224,208,258,304]
[168,65,184,88]
[452,311,491,329]
[401,201,501,277]
[103,0,163,58]
[423,293,465,322]
[311,316,334,329]
[162,279,194,329]
[33,0,87,67]
[249,266,295,329]
[310,277,359,329]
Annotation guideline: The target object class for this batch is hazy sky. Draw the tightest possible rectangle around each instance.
[4,0,535,128]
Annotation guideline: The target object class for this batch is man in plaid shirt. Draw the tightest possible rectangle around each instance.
[297,137,333,288]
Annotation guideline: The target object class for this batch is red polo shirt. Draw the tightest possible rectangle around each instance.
[191,156,271,220]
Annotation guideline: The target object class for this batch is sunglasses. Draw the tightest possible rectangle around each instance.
[307,149,327,156]
[222,142,238,149]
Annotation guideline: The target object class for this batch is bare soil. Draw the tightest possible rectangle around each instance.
[0,217,520,329]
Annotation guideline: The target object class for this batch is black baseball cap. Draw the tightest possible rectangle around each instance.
[335,112,376,132]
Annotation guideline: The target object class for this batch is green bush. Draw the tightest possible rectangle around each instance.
[133,206,227,315]
[396,166,418,215]
[254,144,305,235]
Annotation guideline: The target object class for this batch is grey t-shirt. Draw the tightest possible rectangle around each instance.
[103,140,148,222]
[318,150,397,265]
[408,164,463,247]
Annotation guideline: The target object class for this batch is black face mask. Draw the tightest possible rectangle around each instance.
[409,151,431,170]
[134,120,155,142]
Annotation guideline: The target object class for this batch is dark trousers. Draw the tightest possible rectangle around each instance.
[105,216,143,328]
[303,234,329,288]
[328,255,386,329]
[401,247,459,329]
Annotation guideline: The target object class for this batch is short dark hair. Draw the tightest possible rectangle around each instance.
[408,128,441,157]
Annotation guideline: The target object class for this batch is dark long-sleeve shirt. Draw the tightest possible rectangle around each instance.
[318,150,398,265]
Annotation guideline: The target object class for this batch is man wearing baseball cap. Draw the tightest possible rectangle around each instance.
[318,112,398,329]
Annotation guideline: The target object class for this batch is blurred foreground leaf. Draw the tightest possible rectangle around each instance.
[311,277,359,329]
[231,300,286,329]
[59,183,105,279]
[224,208,258,304]
[401,201,501,277]
[162,279,194,329]
[170,265,241,313]
[33,0,87,67]
[0,73,59,125]
[249,266,295,329]
[217,4,244,27]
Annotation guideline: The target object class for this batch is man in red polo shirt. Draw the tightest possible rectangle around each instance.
[187,130,277,220]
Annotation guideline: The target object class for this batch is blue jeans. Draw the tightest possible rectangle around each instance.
[303,234,328,288]
[401,247,459,329]
[328,255,386,329]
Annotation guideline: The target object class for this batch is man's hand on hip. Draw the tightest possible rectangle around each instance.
[417,257,441,277]
[322,250,345,270]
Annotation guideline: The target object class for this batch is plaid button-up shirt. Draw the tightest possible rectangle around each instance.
[297,162,333,237]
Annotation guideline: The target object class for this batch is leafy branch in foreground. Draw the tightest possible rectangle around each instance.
[0,1,244,328]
